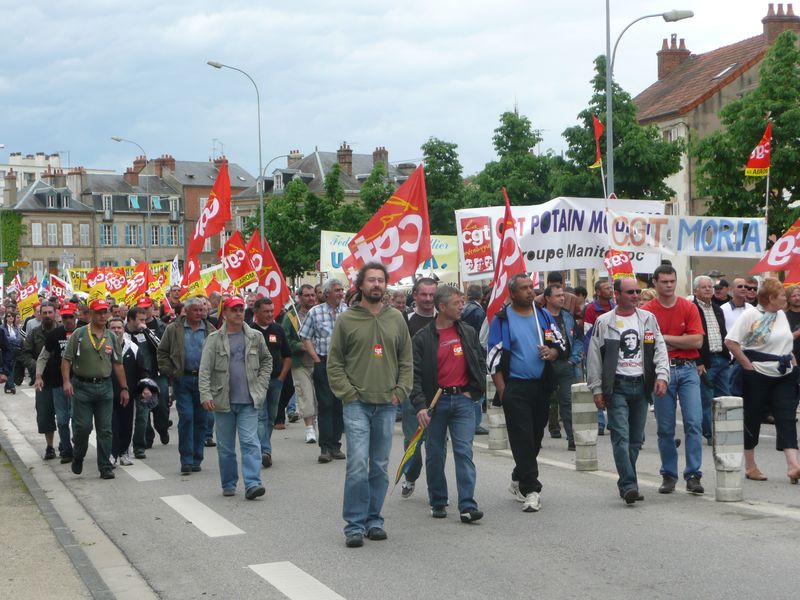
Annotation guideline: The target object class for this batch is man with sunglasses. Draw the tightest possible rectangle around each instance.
[721,278,757,395]
[587,277,669,503]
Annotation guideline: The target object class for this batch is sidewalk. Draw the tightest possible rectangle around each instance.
[0,447,91,599]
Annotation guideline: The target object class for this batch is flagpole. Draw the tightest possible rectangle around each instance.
[600,162,608,203]
[765,171,771,226]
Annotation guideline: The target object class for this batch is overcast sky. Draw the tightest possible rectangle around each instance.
[1,0,775,179]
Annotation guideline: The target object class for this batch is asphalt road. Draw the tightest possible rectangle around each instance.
[2,385,800,600]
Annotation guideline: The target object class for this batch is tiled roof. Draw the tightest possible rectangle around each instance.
[168,161,255,188]
[14,180,92,212]
[635,35,767,123]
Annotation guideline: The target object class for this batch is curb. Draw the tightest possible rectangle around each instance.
[0,426,115,600]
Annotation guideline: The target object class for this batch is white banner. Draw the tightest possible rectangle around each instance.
[455,197,664,282]
[607,210,767,258]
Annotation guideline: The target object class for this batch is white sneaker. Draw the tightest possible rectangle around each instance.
[305,427,317,444]
[508,480,526,503]
[109,455,118,469]
[523,491,541,513]
[119,454,133,466]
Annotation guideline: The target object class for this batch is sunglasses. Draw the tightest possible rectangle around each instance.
[623,289,643,295]
[736,284,757,291]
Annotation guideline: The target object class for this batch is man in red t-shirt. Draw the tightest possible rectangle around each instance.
[642,264,705,496]
[410,286,486,523]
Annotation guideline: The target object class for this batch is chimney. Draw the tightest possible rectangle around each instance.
[123,167,139,186]
[213,155,227,170]
[4,169,17,207]
[657,34,691,80]
[133,155,146,173]
[66,167,85,200]
[41,165,55,185]
[287,149,303,168]
[52,168,66,189]
[763,3,800,45]
[372,146,389,172]
[336,142,353,177]
[153,154,176,177]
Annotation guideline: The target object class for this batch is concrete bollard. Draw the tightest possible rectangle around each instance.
[485,375,508,450]
[571,383,598,471]
[712,396,744,502]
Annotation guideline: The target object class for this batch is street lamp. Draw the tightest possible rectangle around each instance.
[207,60,265,244]
[111,136,151,261]
[605,4,693,197]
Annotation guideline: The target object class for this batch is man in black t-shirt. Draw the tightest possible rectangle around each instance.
[34,302,78,463]
[251,297,292,467]
[407,278,437,338]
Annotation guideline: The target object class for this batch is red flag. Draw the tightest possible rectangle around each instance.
[205,274,222,296]
[245,230,271,285]
[220,231,257,290]
[187,161,231,258]
[751,216,800,274]
[745,122,772,177]
[125,261,152,305]
[590,115,604,169]
[603,248,635,280]
[343,164,431,282]
[50,274,70,300]
[485,188,528,324]
[180,256,204,300]
[257,237,291,308]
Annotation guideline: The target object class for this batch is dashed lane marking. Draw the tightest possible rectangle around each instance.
[249,561,346,600]
[161,494,245,537]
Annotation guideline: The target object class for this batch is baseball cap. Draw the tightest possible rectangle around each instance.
[714,279,729,289]
[223,296,245,310]
[136,297,153,308]
[60,302,77,317]
[89,299,110,312]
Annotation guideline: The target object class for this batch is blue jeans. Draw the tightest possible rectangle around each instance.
[700,354,731,440]
[174,376,205,466]
[215,402,262,492]
[401,398,423,483]
[607,376,649,495]
[425,393,478,512]
[52,386,72,456]
[258,378,282,455]
[653,363,703,481]
[342,401,395,536]
[205,412,215,441]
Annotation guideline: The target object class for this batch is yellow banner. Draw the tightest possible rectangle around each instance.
[67,262,174,295]
[745,167,769,177]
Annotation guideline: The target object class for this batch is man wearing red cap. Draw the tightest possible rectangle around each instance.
[199,296,272,499]
[61,299,129,479]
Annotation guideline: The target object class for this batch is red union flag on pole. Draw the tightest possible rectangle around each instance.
[245,230,270,284]
[485,188,527,324]
[220,231,257,290]
[603,248,635,280]
[343,164,431,282]
[751,216,800,274]
[125,261,152,305]
[745,122,772,177]
[187,161,231,258]
[179,256,204,300]
[50,274,70,300]
[246,230,290,307]
[589,114,604,169]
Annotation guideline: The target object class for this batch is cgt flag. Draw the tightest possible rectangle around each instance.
[220,231,257,291]
[745,122,772,177]
[247,230,290,307]
[179,256,204,300]
[342,164,431,283]
[125,261,152,305]
[485,188,527,324]
[589,115,604,169]
[187,161,231,258]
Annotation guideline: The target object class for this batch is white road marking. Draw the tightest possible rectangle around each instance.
[120,460,164,482]
[161,494,245,537]
[249,561,346,600]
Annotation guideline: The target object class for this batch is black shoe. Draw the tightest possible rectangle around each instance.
[475,426,489,435]
[636,492,645,501]
[180,464,192,474]
[100,470,115,480]
[245,485,266,500]
[345,533,364,548]
[44,446,56,460]
[261,453,272,468]
[71,458,83,474]
[675,438,682,448]
[331,449,346,460]
[550,430,562,439]
[459,509,484,523]
[168,420,174,428]
[597,427,605,436]
[686,476,704,495]
[159,430,170,445]
[318,451,332,464]
[288,412,300,423]
[59,453,73,464]
[365,527,388,540]
[431,506,447,519]
[191,464,201,472]
[623,489,638,504]
[204,438,216,447]
[658,476,676,494]
[134,451,146,459]
[567,441,576,451]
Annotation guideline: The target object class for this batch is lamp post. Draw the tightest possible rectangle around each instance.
[207,60,264,244]
[111,136,151,261]
[605,4,693,197]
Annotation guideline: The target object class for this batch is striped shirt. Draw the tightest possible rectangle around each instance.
[298,301,347,356]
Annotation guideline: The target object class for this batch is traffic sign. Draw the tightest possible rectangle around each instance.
[12,261,28,268]
[0,262,8,268]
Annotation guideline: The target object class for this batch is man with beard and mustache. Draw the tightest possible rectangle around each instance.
[35,302,79,464]
[327,262,413,548]
[25,302,57,459]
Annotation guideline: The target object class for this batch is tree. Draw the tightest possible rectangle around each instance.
[695,30,800,238]
[422,137,464,234]
[472,110,556,205]
[358,160,393,216]
[554,55,683,200]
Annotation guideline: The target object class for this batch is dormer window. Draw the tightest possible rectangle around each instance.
[274,173,284,191]
[46,194,55,208]
[712,63,737,80]
[129,195,140,210]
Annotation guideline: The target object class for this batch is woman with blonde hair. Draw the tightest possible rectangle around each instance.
[726,278,800,483]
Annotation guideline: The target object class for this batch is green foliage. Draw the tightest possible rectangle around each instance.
[695,30,800,238]
[358,161,392,216]
[422,137,464,234]
[555,55,683,200]
[1,211,22,265]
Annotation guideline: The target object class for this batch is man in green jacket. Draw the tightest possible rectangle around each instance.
[327,262,413,548]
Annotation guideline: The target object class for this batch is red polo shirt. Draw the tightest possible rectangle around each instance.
[642,296,703,360]
[437,326,469,387]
